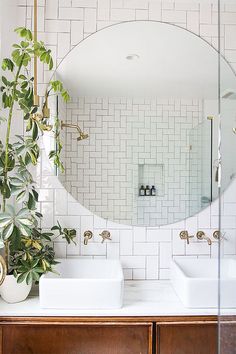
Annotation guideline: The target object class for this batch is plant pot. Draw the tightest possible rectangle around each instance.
[0,274,32,303]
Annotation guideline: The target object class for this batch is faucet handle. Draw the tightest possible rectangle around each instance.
[179,230,194,245]
[83,230,93,245]
[99,230,112,244]
[213,230,227,241]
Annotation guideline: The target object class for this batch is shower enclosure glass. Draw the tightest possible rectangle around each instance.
[189,119,213,217]
[219,1,236,352]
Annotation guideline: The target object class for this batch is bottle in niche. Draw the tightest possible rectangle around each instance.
[151,185,156,196]
[139,185,145,196]
[145,185,150,196]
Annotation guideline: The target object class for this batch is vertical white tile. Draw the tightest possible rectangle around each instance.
[149,1,161,21]
[46,0,58,19]
[84,8,97,33]
[187,11,199,35]
[57,32,70,58]
[41,202,54,227]
[55,189,68,214]
[160,243,172,268]
[107,243,120,259]
[120,230,133,255]
[133,227,146,242]
[71,21,84,45]
[200,3,212,24]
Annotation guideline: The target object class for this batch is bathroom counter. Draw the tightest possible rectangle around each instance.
[0,280,235,317]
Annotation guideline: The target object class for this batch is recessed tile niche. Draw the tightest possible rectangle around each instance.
[138,163,164,196]
[136,163,165,227]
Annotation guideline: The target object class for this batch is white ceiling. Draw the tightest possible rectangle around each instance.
[56,21,236,99]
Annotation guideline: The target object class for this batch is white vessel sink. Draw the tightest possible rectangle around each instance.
[171,257,236,308]
[39,259,124,309]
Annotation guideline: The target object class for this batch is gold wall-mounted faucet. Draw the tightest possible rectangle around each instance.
[179,230,194,245]
[196,231,212,245]
[99,230,112,243]
[83,230,93,245]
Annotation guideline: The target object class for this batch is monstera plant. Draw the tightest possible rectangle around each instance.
[0,27,76,303]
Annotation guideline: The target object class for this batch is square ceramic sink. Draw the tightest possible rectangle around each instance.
[171,257,236,308]
[39,259,124,309]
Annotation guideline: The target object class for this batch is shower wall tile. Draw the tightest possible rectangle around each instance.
[14,0,236,279]
[45,0,58,19]
[63,98,202,227]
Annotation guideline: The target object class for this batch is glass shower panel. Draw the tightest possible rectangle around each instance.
[218,23,236,354]
[218,66,236,354]
[189,120,212,217]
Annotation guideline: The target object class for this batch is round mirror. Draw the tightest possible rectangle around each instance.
[46,21,236,227]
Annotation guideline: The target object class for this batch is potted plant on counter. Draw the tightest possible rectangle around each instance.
[0,27,76,303]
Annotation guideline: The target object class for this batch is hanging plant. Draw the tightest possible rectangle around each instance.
[0,27,76,287]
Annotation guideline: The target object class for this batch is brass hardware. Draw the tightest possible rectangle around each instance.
[42,92,51,118]
[42,124,53,131]
[42,107,50,118]
[33,94,40,107]
[31,113,52,131]
[0,255,7,286]
[233,128,236,135]
[179,230,194,245]
[207,116,214,120]
[213,230,226,241]
[99,230,112,244]
[42,96,50,118]
[196,231,212,246]
[83,230,93,245]
[61,121,89,141]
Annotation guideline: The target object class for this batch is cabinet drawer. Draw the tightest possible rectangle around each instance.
[1,322,152,354]
[157,324,217,354]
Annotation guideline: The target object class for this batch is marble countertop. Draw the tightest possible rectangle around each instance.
[0,281,235,317]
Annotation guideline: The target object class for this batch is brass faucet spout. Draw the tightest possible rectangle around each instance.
[196,231,212,245]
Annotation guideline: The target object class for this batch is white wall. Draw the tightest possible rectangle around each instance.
[8,0,236,279]
[0,0,18,60]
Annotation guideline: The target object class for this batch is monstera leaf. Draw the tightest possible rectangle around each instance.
[0,205,36,240]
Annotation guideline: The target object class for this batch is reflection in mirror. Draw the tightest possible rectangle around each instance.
[44,21,236,227]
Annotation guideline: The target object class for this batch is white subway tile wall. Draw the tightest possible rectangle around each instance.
[16,0,236,279]
[61,97,203,227]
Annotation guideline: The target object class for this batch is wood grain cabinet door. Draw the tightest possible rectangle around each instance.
[1,323,152,354]
[157,324,217,354]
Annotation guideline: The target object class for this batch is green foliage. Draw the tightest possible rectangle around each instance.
[51,221,76,245]
[0,27,75,285]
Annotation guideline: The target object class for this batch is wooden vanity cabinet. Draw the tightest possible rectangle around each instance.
[0,319,153,354]
[157,323,217,354]
[0,316,219,354]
